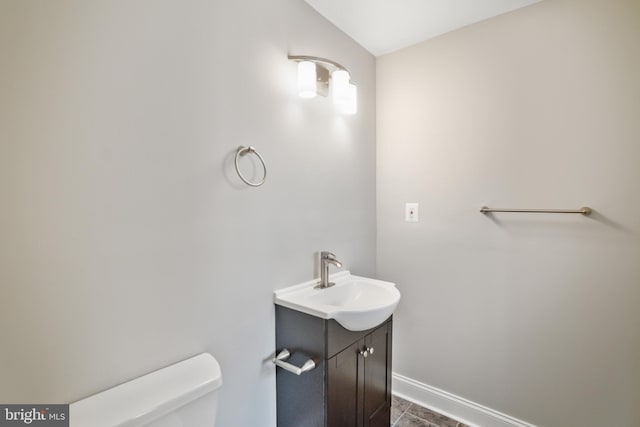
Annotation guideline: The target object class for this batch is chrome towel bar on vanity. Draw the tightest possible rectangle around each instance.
[480,206,592,216]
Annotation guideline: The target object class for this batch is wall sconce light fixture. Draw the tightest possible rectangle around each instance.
[289,55,357,114]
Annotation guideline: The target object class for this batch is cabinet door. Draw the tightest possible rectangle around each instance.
[327,341,359,427]
[363,323,391,427]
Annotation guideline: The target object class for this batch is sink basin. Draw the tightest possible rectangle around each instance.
[274,271,401,331]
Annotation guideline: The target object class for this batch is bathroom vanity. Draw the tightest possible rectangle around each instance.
[273,271,400,427]
[275,306,392,427]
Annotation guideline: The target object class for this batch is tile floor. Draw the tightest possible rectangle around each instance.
[391,395,469,427]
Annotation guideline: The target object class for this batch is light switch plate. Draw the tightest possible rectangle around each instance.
[405,203,419,222]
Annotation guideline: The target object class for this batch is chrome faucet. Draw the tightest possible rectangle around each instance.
[318,251,342,289]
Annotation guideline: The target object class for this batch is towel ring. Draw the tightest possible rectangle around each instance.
[235,146,267,187]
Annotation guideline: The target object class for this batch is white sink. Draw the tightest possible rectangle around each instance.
[274,271,401,331]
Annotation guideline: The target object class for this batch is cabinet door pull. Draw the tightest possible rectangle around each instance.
[368,347,374,355]
[359,348,369,358]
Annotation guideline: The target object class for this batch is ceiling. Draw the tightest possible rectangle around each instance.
[304,0,542,56]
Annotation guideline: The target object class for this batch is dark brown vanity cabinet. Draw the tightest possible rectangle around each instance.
[276,306,392,427]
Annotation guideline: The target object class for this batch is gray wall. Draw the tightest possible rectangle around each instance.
[377,0,640,426]
[0,1,376,426]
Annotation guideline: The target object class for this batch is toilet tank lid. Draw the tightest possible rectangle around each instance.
[70,353,222,427]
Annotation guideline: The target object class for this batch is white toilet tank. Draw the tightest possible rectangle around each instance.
[70,353,222,427]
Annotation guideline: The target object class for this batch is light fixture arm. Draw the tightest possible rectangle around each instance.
[288,55,350,75]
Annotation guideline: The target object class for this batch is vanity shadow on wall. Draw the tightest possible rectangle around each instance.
[273,262,400,427]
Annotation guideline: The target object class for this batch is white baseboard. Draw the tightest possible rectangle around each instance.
[392,373,537,427]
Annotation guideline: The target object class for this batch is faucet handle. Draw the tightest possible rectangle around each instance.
[321,251,337,260]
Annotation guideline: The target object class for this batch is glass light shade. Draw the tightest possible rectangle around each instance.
[298,61,317,98]
[339,83,357,115]
[332,69,350,106]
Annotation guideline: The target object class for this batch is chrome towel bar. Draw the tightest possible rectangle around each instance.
[273,349,315,376]
[480,206,592,216]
